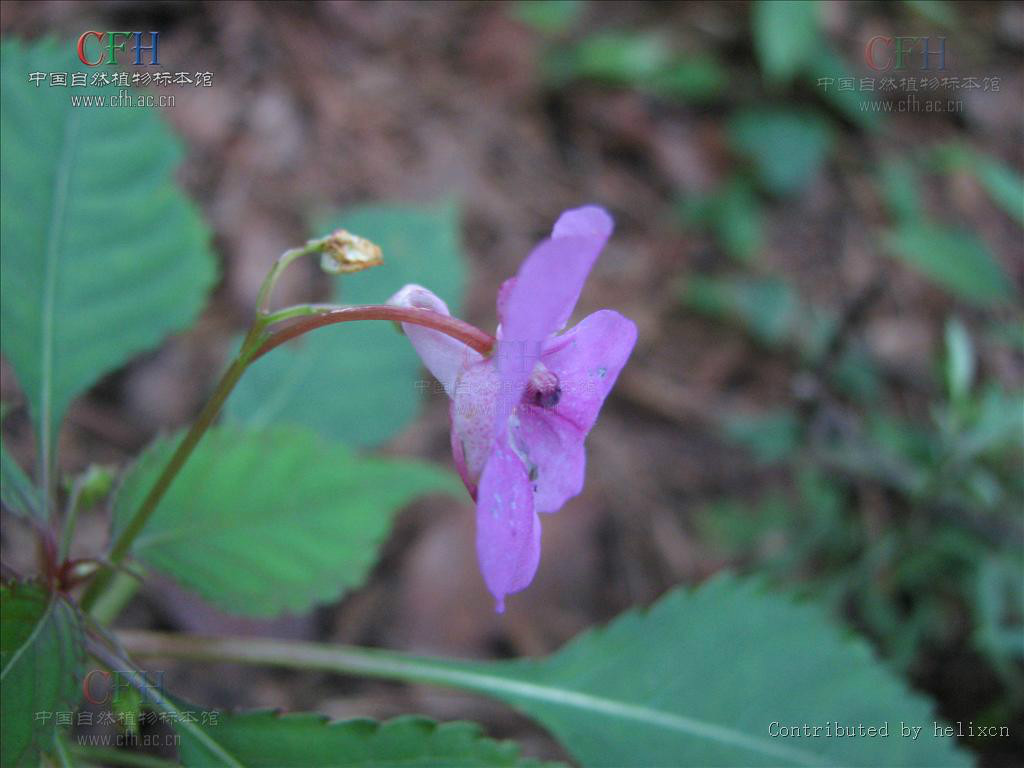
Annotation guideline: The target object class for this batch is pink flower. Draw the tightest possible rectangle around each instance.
[389,206,636,611]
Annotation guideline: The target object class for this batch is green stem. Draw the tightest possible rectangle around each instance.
[118,629,458,684]
[79,344,256,613]
[58,476,85,563]
[88,570,142,625]
[253,305,495,362]
[255,236,332,313]
[87,636,244,768]
[51,731,74,768]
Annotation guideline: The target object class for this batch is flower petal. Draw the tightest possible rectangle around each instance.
[510,407,586,514]
[496,206,614,427]
[388,284,481,396]
[497,310,636,515]
[475,436,541,612]
[541,309,637,434]
[450,359,500,497]
[498,206,613,337]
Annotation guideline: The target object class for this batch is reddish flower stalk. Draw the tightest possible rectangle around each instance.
[250,306,495,362]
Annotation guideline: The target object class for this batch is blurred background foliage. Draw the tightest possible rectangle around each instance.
[1,1,1021,765]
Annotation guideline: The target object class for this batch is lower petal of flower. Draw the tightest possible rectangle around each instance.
[475,436,542,613]
[510,406,586,514]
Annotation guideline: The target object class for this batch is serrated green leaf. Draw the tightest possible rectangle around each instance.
[1,580,85,767]
[1,438,42,521]
[391,577,971,766]
[883,224,1012,308]
[138,577,971,767]
[752,0,821,84]
[112,425,461,617]
[178,713,559,768]
[729,108,834,195]
[0,40,217,480]
[225,201,466,447]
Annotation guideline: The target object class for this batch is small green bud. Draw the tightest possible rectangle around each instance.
[76,464,116,510]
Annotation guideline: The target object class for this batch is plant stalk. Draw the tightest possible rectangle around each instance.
[253,305,495,361]
[79,348,253,612]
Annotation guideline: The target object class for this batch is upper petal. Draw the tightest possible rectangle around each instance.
[388,284,481,396]
[475,436,542,612]
[540,309,637,434]
[496,206,614,426]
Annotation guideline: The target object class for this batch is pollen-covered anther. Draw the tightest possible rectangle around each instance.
[526,364,561,408]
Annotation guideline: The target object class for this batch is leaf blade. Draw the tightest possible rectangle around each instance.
[177,713,559,768]
[883,224,1012,307]
[123,577,972,767]
[112,425,462,617]
[0,39,217,477]
[1,581,85,767]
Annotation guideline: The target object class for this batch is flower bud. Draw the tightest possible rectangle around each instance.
[320,230,383,274]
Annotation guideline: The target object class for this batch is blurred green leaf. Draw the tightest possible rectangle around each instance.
[973,155,1024,227]
[226,201,466,448]
[722,410,800,464]
[956,385,1024,461]
[728,109,833,195]
[648,56,727,102]
[550,32,671,84]
[1,581,85,768]
[751,0,820,84]
[682,275,797,346]
[975,557,1024,671]
[1,438,42,522]
[179,714,558,768]
[943,317,974,403]
[802,49,882,130]
[929,144,1023,227]
[883,224,1012,308]
[832,344,882,403]
[878,158,923,224]
[512,0,584,36]
[112,425,461,617]
[679,177,761,263]
[902,0,958,26]
[0,39,217,470]
[545,32,724,102]
[698,496,792,559]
